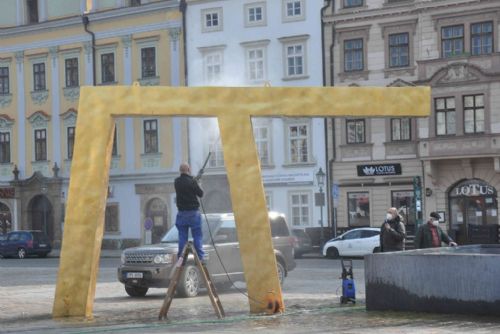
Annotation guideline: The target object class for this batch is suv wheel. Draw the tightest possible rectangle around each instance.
[125,285,148,297]
[276,260,285,285]
[326,247,339,259]
[17,248,26,259]
[177,264,200,297]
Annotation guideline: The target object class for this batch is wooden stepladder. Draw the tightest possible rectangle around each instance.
[158,241,225,320]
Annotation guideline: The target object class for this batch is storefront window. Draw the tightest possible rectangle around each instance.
[347,192,370,227]
[391,190,415,225]
[448,179,498,244]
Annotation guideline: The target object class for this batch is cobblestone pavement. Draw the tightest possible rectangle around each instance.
[1,256,500,333]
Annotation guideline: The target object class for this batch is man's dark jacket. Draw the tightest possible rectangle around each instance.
[380,215,406,252]
[174,174,203,211]
[414,221,453,249]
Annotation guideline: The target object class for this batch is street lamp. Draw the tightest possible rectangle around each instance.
[315,167,326,248]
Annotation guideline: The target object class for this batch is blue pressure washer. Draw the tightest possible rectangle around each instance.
[340,259,356,304]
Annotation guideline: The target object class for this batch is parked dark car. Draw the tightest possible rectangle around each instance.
[292,228,314,258]
[0,230,52,259]
[118,212,296,297]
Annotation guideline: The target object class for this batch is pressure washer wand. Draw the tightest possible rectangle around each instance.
[195,152,211,181]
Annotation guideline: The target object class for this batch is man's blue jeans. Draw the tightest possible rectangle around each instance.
[175,210,204,260]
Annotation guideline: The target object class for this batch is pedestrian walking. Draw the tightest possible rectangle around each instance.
[380,207,406,252]
[415,212,457,249]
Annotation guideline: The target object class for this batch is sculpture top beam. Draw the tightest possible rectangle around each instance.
[81,85,430,118]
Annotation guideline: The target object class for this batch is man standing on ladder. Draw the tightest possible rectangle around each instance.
[174,162,205,263]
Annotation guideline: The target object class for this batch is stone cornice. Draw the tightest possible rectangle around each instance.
[324,0,497,25]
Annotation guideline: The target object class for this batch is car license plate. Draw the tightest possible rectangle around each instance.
[39,244,47,247]
[126,272,143,279]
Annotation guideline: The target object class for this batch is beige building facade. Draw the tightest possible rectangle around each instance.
[0,0,186,248]
[323,0,500,244]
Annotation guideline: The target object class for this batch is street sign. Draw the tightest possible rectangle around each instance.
[144,217,153,231]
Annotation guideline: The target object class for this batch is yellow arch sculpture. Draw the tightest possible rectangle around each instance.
[53,85,430,318]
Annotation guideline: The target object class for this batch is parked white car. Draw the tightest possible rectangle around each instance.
[322,228,380,258]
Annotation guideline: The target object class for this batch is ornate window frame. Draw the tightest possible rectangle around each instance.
[244,2,267,28]
[134,36,160,85]
[336,25,371,82]
[0,58,12,108]
[96,43,118,85]
[379,19,417,78]
[201,7,223,33]
[241,39,270,84]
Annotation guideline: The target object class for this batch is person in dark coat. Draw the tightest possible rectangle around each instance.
[174,163,204,261]
[415,212,457,249]
[380,207,406,252]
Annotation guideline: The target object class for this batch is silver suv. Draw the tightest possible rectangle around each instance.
[117,212,296,297]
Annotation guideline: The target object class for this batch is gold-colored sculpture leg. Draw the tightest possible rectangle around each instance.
[218,114,283,314]
[52,109,115,318]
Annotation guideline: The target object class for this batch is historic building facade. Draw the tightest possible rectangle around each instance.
[323,0,500,243]
[0,0,186,248]
[184,0,328,236]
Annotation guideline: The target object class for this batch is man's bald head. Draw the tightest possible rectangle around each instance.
[179,163,191,175]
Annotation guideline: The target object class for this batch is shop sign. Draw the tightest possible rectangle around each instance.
[262,171,313,184]
[0,187,15,198]
[357,163,402,177]
[453,183,496,197]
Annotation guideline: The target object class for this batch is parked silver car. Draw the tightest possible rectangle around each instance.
[117,212,296,297]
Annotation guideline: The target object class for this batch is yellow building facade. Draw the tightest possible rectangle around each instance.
[0,0,186,248]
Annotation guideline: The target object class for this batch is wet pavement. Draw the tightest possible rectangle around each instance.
[2,255,500,333]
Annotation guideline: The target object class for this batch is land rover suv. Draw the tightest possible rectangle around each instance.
[117,212,296,297]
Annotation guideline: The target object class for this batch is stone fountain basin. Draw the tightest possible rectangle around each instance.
[365,245,500,315]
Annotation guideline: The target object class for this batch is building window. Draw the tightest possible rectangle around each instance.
[67,127,75,159]
[389,33,409,68]
[141,47,156,78]
[344,0,363,7]
[101,53,115,84]
[204,52,222,83]
[129,0,141,6]
[290,192,310,227]
[65,58,79,88]
[348,192,370,227]
[0,67,9,94]
[33,63,46,91]
[286,43,304,77]
[471,22,493,56]
[0,132,10,164]
[34,129,47,161]
[283,0,305,22]
[391,118,411,141]
[254,124,270,166]
[209,140,224,167]
[346,119,365,144]
[442,25,464,58]
[247,4,263,24]
[26,0,39,24]
[247,48,265,82]
[288,124,309,163]
[344,39,363,72]
[464,94,485,134]
[391,190,415,226]
[202,8,222,32]
[143,120,158,154]
[105,204,119,233]
[112,127,118,156]
[435,97,456,136]
[265,192,272,210]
